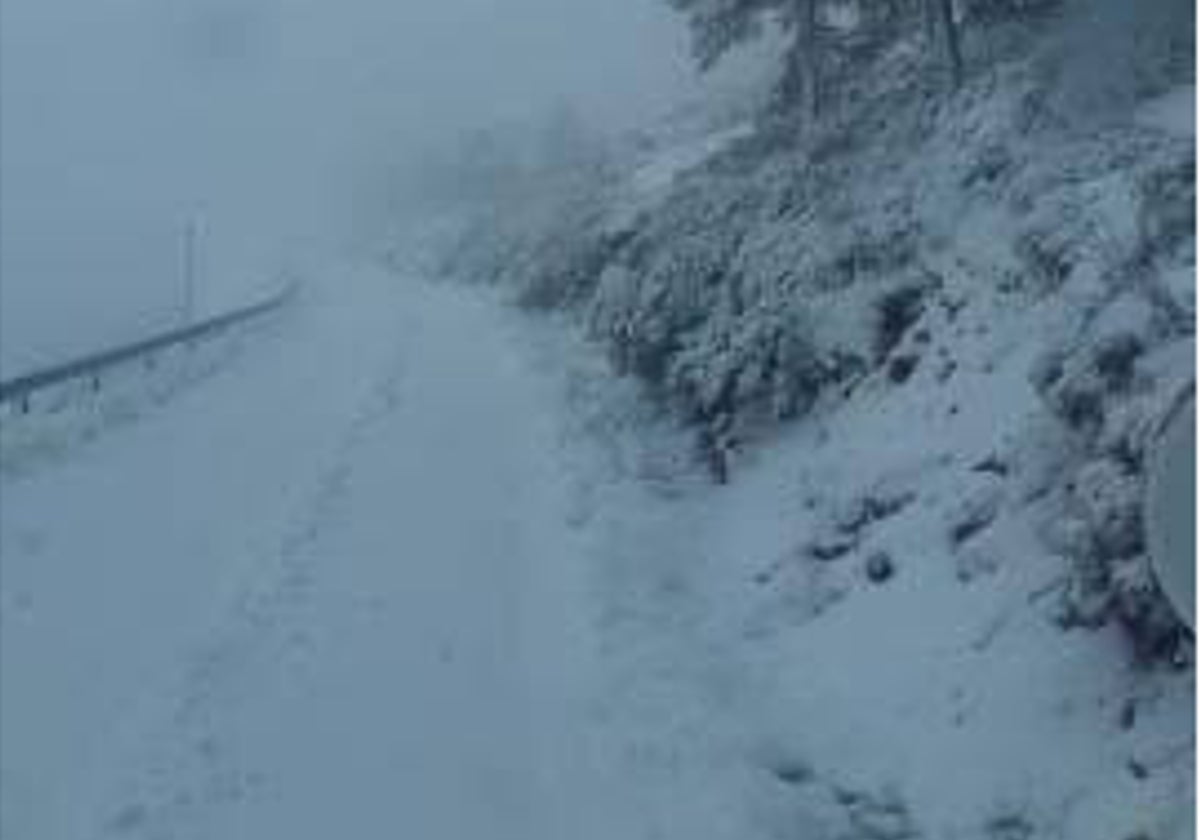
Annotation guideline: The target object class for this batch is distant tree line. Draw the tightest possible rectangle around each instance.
[664,0,1070,114]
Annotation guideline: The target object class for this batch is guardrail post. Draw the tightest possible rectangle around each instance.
[182,218,199,330]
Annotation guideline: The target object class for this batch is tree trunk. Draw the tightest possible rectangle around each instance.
[936,0,963,88]
[803,0,821,119]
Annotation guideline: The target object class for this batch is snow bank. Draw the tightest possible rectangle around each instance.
[0,284,298,478]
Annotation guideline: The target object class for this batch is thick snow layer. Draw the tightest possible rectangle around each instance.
[520,274,1196,839]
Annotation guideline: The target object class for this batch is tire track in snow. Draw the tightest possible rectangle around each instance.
[70,300,415,840]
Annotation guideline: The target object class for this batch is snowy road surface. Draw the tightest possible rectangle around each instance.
[1,267,599,839]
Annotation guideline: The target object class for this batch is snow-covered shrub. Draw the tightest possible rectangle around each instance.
[665,300,825,426]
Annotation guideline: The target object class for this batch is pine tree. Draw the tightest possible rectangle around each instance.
[664,0,835,115]
[666,0,966,105]
[672,0,792,71]
[665,0,782,72]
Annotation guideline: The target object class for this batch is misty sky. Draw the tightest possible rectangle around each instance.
[0,0,705,374]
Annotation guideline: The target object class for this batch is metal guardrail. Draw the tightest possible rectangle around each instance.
[0,281,299,409]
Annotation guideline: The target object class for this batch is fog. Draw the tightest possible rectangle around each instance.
[0,0,702,375]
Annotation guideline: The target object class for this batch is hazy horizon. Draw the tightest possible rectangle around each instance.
[1,0,716,374]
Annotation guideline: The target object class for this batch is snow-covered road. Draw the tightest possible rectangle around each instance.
[1,267,599,839]
[4,252,1193,840]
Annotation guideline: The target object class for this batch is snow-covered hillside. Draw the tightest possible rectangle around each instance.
[422,5,1196,837]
